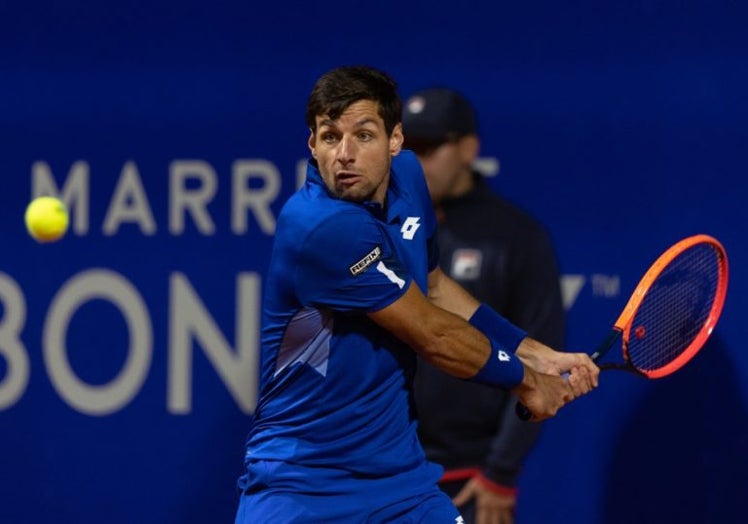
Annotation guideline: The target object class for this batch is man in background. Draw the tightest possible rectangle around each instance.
[403,87,566,524]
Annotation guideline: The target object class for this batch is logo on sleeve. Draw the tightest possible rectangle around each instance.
[376,261,406,289]
[401,217,421,240]
[498,350,511,362]
[349,246,382,276]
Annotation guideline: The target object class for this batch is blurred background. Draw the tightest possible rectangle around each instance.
[1,1,746,522]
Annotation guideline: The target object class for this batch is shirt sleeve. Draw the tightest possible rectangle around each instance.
[294,209,413,313]
[396,150,440,272]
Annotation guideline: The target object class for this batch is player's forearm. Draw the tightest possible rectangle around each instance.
[395,305,524,388]
[369,282,524,388]
[429,283,530,388]
[408,310,499,377]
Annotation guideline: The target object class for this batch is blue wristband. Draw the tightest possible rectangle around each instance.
[469,303,527,354]
[471,339,525,389]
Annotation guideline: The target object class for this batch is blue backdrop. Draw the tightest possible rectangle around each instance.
[1,1,746,523]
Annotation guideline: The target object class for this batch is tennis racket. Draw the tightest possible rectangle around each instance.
[517,234,729,420]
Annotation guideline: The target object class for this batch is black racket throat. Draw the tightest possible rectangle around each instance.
[598,362,646,376]
[590,328,622,362]
[592,328,646,377]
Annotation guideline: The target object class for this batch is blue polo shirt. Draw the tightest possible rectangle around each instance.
[239,150,442,500]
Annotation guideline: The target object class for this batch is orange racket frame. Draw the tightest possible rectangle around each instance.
[517,234,729,420]
[592,234,729,378]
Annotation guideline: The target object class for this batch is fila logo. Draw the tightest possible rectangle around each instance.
[401,216,421,240]
[451,249,482,280]
[498,350,511,362]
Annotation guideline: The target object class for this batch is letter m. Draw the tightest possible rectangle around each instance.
[31,161,90,234]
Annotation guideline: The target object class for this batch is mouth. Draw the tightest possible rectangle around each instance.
[335,171,361,187]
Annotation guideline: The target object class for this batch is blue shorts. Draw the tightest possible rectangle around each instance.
[235,459,460,523]
[234,488,462,523]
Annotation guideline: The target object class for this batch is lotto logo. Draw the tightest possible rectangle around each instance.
[401,217,421,240]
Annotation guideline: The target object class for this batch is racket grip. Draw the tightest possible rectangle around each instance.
[515,402,533,421]
[515,372,570,421]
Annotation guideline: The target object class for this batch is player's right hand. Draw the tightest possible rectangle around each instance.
[511,365,571,420]
[512,337,599,419]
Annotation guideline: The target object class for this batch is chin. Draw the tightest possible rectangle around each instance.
[339,193,367,203]
[337,186,372,203]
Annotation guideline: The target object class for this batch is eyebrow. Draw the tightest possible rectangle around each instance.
[318,117,378,129]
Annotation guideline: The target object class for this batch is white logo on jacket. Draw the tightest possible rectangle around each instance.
[451,249,483,280]
[400,217,421,240]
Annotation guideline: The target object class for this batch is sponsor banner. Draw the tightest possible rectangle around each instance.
[1,3,746,523]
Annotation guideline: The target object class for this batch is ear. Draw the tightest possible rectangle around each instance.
[389,123,404,156]
[458,134,480,164]
[307,129,317,158]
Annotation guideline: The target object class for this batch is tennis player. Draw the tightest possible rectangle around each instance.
[234,65,598,523]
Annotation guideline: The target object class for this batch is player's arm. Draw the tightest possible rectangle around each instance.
[370,278,499,379]
[295,208,596,418]
[425,266,592,375]
[367,279,595,419]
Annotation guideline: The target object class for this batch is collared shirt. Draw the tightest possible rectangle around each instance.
[240,150,440,497]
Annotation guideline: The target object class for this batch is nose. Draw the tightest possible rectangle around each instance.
[336,135,356,166]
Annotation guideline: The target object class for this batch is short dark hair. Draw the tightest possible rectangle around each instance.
[305,66,402,136]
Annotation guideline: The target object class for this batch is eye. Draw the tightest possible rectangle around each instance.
[358,131,374,141]
[320,132,338,144]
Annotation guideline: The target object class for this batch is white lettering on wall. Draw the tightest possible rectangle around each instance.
[31,160,90,234]
[232,159,281,235]
[168,272,260,414]
[103,161,157,235]
[169,160,218,235]
[296,158,307,189]
[0,273,29,409]
[30,158,301,238]
[43,269,153,416]
[1,268,262,415]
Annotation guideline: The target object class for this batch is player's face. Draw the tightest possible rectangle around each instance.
[309,100,403,205]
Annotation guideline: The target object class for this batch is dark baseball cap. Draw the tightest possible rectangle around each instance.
[402,87,477,146]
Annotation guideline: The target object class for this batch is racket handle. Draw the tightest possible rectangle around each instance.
[515,372,570,421]
[515,402,533,421]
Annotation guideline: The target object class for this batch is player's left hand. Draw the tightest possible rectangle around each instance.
[516,337,599,394]
[452,477,516,524]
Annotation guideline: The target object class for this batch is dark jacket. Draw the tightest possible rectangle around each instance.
[414,172,565,488]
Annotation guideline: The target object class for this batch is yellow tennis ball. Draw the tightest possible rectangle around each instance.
[25,196,69,243]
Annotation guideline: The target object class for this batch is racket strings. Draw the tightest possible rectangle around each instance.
[626,243,721,372]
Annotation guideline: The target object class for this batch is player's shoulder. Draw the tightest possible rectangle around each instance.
[277,188,377,244]
[393,149,421,171]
